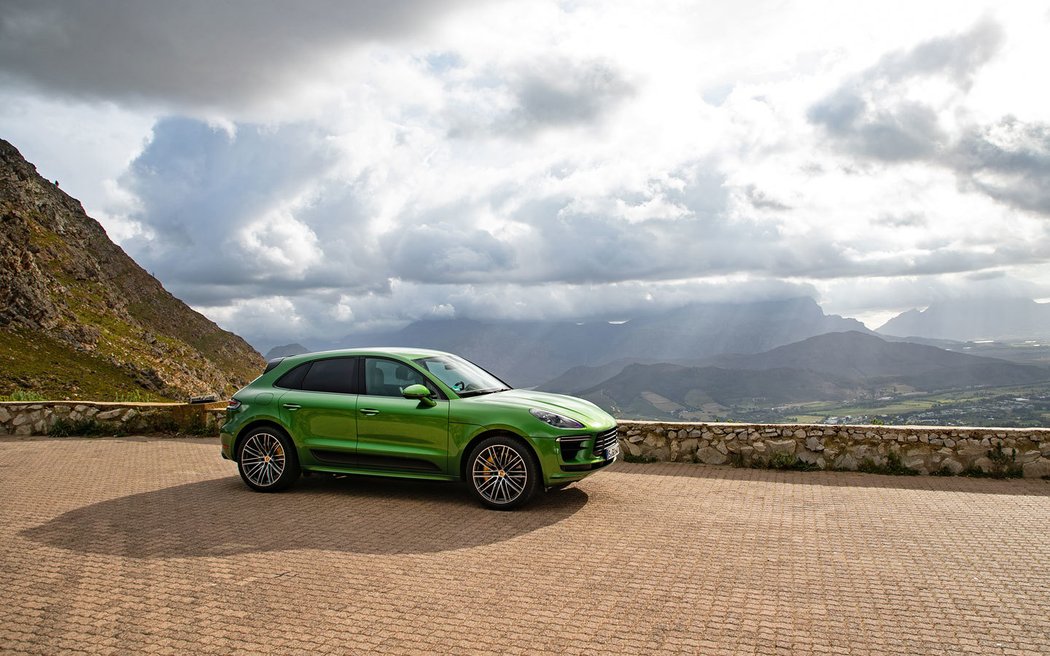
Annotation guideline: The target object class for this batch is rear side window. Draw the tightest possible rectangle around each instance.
[299,358,356,394]
[274,362,311,389]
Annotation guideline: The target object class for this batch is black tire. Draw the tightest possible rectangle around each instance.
[237,426,300,492]
[466,435,539,510]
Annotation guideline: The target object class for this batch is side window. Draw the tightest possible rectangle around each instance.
[274,362,311,389]
[298,358,356,394]
[363,358,433,398]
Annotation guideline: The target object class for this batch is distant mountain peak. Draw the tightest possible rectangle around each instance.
[878,297,1050,341]
[265,343,310,360]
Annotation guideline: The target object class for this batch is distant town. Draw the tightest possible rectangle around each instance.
[734,383,1050,428]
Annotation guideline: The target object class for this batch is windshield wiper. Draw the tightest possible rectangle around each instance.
[458,387,512,398]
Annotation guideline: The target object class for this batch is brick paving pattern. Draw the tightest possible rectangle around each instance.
[1,436,1048,655]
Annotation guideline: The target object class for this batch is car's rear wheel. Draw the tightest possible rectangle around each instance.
[467,436,539,510]
[237,426,300,492]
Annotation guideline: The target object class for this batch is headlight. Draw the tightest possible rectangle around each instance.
[529,408,585,429]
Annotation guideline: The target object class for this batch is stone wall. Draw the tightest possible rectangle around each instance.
[0,401,227,437]
[3,403,1049,478]
[618,420,1050,478]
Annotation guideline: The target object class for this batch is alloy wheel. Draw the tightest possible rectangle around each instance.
[240,432,286,487]
[471,444,528,504]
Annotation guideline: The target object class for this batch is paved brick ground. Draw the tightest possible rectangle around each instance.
[1,436,1048,655]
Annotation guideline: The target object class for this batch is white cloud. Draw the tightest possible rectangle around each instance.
[239,210,323,277]
[2,1,1049,347]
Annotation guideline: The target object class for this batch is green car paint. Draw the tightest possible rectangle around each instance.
[220,347,619,509]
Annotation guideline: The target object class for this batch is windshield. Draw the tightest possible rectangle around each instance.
[413,354,511,397]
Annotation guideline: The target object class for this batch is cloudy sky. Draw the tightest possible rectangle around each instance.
[2,0,1049,349]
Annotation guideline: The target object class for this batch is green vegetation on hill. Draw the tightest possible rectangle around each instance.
[0,328,174,400]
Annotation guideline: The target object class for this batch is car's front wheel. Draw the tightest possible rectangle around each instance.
[237,426,300,492]
[467,435,539,510]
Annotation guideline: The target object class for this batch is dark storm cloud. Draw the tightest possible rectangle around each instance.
[119,117,375,301]
[952,117,1050,216]
[122,118,323,249]
[0,0,480,108]
[383,221,517,281]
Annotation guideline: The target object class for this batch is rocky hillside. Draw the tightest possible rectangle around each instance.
[0,139,264,400]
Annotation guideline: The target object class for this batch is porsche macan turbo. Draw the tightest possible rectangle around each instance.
[220,348,619,509]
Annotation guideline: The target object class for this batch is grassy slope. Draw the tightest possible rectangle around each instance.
[0,328,172,400]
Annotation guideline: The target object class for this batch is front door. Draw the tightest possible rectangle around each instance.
[355,357,450,473]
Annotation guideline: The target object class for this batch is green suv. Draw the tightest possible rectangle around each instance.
[220,348,619,509]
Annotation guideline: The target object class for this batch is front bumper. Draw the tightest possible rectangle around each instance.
[538,426,619,483]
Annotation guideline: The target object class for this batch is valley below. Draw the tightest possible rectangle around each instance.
[542,335,1050,428]
[720,381,1050,428]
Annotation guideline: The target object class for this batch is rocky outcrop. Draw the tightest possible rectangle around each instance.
[618,420,1050,478]
[0,139,264,399]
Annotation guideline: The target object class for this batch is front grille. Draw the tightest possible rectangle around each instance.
[592,427,618,456]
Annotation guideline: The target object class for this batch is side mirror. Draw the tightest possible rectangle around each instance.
[402,384,437,407]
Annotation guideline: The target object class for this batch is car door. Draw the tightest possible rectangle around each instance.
[354,356,450,474]
[276,357,359,464]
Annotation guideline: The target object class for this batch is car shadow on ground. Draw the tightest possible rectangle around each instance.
[613,461,1050,496]
[21,474,588,559]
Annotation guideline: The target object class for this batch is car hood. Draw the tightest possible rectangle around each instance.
[458,388,614,430]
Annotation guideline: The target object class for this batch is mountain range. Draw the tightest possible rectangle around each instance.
[548,331,1050,420]
[336,298,869,387]
[878,297,1050,341]
[0,139,263,400]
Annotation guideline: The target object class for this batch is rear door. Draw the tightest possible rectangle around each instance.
[354,356,451,474]
[276,357,359,464]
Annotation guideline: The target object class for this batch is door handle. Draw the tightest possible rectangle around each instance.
[282,403,301,411]
[359,408,379,416]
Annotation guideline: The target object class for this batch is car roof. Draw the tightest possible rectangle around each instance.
[279,346,456,364]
